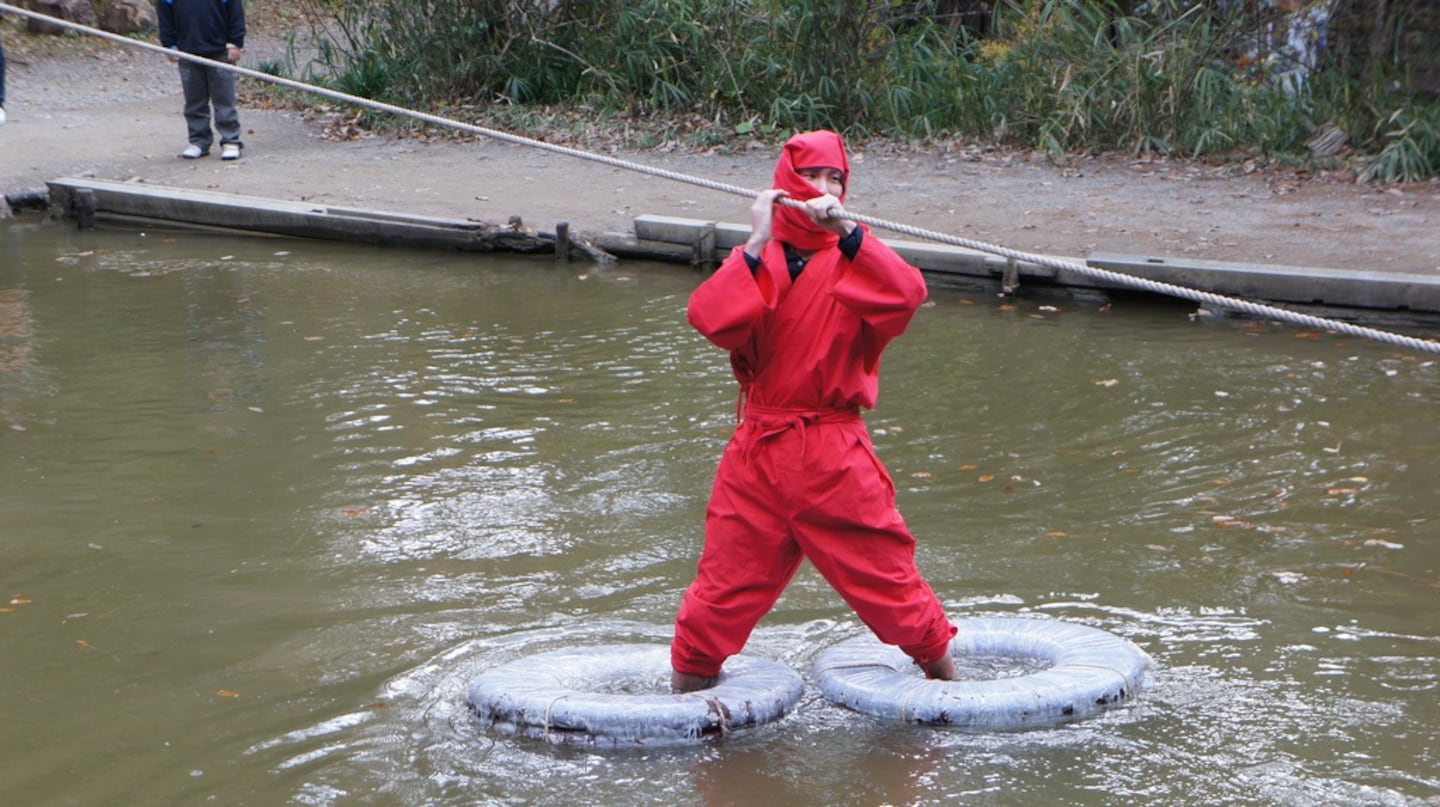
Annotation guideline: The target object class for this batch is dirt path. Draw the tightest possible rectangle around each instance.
[3,30,1440,276]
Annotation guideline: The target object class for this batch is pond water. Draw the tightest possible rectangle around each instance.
[2,216,1437,806]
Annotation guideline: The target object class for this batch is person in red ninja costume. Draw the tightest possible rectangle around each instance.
[671,130,958,692]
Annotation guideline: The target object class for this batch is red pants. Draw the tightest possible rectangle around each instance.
[671,406,956,678]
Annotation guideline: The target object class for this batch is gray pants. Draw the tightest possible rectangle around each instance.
[179,59,241,151]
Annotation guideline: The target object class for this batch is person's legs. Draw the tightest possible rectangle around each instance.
[671,440,802,687]
[208,64,242,147]
[792,424,957,675]
[178,60,213,151]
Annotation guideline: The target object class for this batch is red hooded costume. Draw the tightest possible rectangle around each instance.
[671,130,956,679]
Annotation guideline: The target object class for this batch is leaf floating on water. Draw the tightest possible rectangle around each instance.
[1295,331,1324,340]
[216,690,241,699]
[1145,544,1170,552]
[1047,531,1069,538]
[958,464,979,472]
[10,596,31,606]
[1096,378,1119,387]
[978,474,996,483]
[1327,487,1359,496]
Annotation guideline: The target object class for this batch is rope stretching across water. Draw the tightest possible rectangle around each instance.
[4,2,1437,355]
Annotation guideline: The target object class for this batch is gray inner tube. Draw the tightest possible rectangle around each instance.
[812,617,1152,729]
[467,644,805,747]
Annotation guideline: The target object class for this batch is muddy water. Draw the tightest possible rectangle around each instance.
[1,217,1437,806]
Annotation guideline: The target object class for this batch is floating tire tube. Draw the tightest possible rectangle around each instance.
[812,617,1152,730]
[467,644,805,747]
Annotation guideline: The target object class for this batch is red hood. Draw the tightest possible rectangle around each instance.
[771,130,850,252]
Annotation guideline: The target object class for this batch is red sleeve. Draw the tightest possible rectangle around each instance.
[686,245,775,350]
[831,227,928,341]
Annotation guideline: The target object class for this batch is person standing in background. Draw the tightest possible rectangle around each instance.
[156,0,245,159]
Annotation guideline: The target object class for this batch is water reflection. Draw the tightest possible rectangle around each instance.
[1,218,1437,806]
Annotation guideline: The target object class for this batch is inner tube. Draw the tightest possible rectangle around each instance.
[467,644,804,747]
[812,617,1151,730]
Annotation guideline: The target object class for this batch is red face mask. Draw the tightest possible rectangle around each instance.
[771,130,850,252]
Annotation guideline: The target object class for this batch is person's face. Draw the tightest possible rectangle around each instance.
[796,167,845,198]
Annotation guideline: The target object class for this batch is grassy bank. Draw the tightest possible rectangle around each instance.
[8,0,1430,181]
[251,0,1432,183]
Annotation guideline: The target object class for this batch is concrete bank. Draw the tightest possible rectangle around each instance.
[27,177,1440,327]
[597,216,1440,321]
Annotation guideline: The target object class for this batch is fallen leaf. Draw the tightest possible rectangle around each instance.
[1096,378,1119,387]
[978,474,996,482]
[216,690,241,699]
[958,464,979,472]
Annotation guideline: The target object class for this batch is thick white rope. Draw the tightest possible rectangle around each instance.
[4,2,1437,354]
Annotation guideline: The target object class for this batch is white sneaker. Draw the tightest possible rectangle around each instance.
[181,144,207,159]
[220,143,241,161]
[0,106,7,126]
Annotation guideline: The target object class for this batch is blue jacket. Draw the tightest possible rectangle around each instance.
[157,0,246,56]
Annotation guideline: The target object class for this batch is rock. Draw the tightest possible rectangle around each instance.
[100,0,156,35]
[20,0,96,35]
